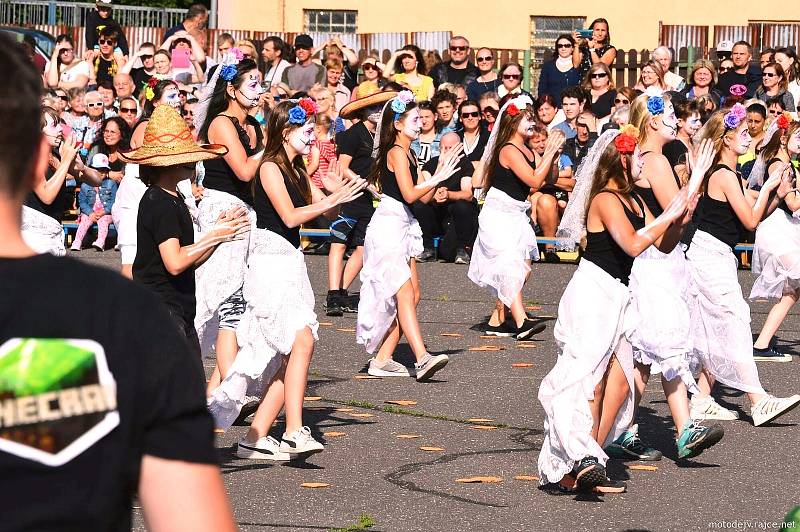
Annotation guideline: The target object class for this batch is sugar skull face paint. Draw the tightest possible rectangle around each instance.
[787,130,800,156]
[657,101,678,139]
[399,108,421,139]
[727,122,752,156]
[288,122,316,155]
[517,112,535,138]
[238,70,264,108]
[42,114,62,147]
[161,87,181,109]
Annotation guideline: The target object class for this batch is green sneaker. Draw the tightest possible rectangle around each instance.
[676,420,724,459]
[604,424,663,461]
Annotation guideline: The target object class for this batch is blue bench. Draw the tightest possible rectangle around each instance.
[62,221,117,242]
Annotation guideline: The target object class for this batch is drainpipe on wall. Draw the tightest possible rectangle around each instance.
[523,49,531,92]
[209,0,217,29]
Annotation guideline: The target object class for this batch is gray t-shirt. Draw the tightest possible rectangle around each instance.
[281,62,326,92]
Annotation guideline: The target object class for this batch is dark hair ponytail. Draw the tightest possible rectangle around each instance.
[198,58,258,142]
[139,79,178,121]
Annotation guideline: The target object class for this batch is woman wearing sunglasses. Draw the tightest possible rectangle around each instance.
[352,57,386,100]
[497,63,530,100]
[583,63,616,119]
[538,34,580,107]
[755,63,796,112]
[457,99,489,164]
[45,34,91,91]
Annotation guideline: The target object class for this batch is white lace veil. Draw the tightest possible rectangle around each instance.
[371,99,395,159]
[747,119,782,188]
[476,93,535,186]
[193,52,238,134]
[555,129,621,251]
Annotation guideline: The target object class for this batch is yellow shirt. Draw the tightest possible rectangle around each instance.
[392,73,434,101]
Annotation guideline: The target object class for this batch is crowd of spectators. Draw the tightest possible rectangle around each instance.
[20,1,798,261]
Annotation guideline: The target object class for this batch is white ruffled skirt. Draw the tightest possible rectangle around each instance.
[111,165,147,265]
[356,195,424,354]
[193,189,255,355]
[750,209,800,301]
[538,259,636,485]
[208,229,318,429]
[686,230,766,395]
[21,206,65,256]
[468,188,539,307]
[629,245,698,392]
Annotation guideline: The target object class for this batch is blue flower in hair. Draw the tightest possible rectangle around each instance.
[287,106,307,125]
[391,98,407,114]
[220,64,237,82]
[647,96,665,116]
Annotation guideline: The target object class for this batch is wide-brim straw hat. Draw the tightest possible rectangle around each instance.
[340,91,398,119]
[119,105,228,167]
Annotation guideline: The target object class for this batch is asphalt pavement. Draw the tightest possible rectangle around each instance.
[74,250,800,532]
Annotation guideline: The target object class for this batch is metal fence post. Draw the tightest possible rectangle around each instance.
[523,48,531,92]
[48,0,56,25]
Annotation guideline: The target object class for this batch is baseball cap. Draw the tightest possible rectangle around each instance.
[90,153,111,171]
[294,34,313,49]
[716,40,734,52]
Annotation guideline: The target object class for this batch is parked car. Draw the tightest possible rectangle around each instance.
[0,25,55,62]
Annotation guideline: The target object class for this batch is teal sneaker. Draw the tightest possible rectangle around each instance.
[676,420,725,459]
[604,424,663,461]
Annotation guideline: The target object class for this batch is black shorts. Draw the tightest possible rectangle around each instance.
[539,185,569,203]
[330,202,374,248]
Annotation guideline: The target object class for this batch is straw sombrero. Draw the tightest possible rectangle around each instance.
[119,105,228,166]
[339,91,398,119]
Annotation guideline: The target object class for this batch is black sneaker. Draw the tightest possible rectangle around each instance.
[515,319,547,340]
[572,456,606,492]
[454,249,470,264]
[325,290,343,317]
[544,250,561,263]
[604,424,663,461]
[593,478,627,494]
[415,248,436,263]
[340,290,359,313]
[484,322,515,337]
[753,346,792,362]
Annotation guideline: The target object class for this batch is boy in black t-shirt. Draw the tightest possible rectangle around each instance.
[0,36,236,531]
[120,105,249,353]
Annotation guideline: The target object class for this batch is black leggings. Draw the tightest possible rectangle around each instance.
[412,199,479,250]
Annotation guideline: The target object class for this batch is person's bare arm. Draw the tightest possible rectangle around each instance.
[717,166,787,230]
[31,139,79,204]
[306,144,321,176]
[500,133,564,191]
[138,455,236,532]
[402,145,463,202]
[208,117,263,181]
[45,47,62,88]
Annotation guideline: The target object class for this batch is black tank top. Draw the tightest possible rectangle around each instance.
[380,145,417,206]
[695,164,745,249]
[633,151,681,218]
[583,191,646,285]
[203,115,264,206]
[25,151,67,222]
[491,143,534,201]
[254,166,307,248]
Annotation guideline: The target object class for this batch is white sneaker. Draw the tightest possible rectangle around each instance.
[237,436,291,461]
[690,394,740,421]
[751,394,800,427]
[368,358,411,377]
[280,426,324,454]
[415,353,449,382]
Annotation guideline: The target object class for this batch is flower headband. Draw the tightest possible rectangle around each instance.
[646,96,665,116]
[287,97,318,125]
[776,113,791,131]
[220,48,245,82]
[391,90,415,120]
[614,124,640,154]
[723,103,747,131]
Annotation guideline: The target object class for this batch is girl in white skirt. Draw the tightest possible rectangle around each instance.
[356,90,463,380]
[209,99,367,460]
[194,54,266,390]
[539,127,694,494]
[468,94,565,340]
[607,94,724,462]
[749,117,800,361]
[686,104,800,427]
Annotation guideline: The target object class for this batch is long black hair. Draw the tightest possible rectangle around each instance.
[54,34,74,68]
[367,99,418,187]
[139,79,178,122]
[198,58,258,142]
[92,116,131,153]
[259,100,313,204]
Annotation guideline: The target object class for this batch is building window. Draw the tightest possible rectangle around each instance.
[304,10,357,33]
[530,16,586,89]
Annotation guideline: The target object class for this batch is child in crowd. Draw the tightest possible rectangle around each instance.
[71,153,118,251]
[307,114,337,189]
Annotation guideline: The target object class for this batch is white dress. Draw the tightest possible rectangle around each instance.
[750,205,800,301]
[111,164,146,265]
[21,206,65,256]
[356,195,424,354]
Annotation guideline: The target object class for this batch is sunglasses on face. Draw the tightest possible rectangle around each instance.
[720,67,730,73]
[590,72,608,79]
[57,95,69,101]
[461,111,481,118]
[482,107,499,115]
[119,107,137,114]
[363,64,378,71]
[86,102,104,108]
[182,110,194,116]
[557,43,573,49]
[295,46,311,51]
[450,46,467,52]
[763,72,778,78]
[140,54,153,60]
[614,98,629,104]
[98,39,115,46]
[59,48,73,54]
[476,56,493,62]
[503,74,521,80]
[769,109,782,115]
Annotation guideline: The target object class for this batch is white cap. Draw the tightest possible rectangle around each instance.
[716,40,734,52]
[90,153,111,171]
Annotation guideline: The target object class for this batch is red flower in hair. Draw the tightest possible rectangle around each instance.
[147,77,158,88]
[614,133,637,155]
[298,98,317,116]
[777,114,790,130]
[506,103,520,117]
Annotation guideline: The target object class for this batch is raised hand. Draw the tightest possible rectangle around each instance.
[321,160,348,193]
[212,206,251,241]
[661,187,690,223]
[416,143,464,189]
[59,135,81,164]
[329,176,368,206]
[763,162,790,192]
[687,139,715,194]
[777,165,795,199]
[543,130,566,158]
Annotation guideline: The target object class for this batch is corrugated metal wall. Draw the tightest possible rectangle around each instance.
[660,24,708,49]
[755,22,800,50]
